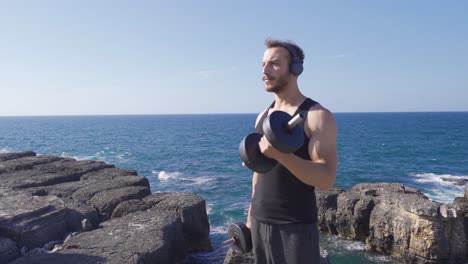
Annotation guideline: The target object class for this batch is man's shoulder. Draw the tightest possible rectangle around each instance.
[305,103,336,131]
[254,108,269,128]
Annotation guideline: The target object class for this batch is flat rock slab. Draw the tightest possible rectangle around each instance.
[47,209,185,264]
[0,158,114,189]
[0,152,212,264]
[112,192,212,252]
[0,190,68,249]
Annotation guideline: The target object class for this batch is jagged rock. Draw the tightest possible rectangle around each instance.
[42,240,62,251]
[0,155,63,176]
[0,190,69,249]
[0,152,212,263]
[0,151,36,162]
[144,192,212,252]
[111,199,150,218]
[29,173,150,221]
[465,184,468,198]
[23,247,47,256]
[316,187,345,235]
[0,158,113,189]
[223,249,255,264]
[80,167,138,181]
[9,253,105,264]
[0,237,19,264]
[223,247,330,264]
[316,183,467,264]
[112,192,212,252]
[65,203,99,232]
[60,209,187,264]
[441,177,467,186]
[335,191,374,240]
[453,196,468,260]
[81,218,93,231]
[88,186,151,220]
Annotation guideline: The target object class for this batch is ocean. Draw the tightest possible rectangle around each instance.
[1,112,467,263]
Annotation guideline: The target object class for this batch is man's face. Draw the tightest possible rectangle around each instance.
[262,47,291,93]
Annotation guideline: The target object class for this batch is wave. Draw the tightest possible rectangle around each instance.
[206,203,213,215]
[412,172,467,184]
[154,171,215,185]
[0,146,13,153]
[156,171,183,181]
[321,234,365,251]
[410,173,467,203]
[58,150,133,163]
[210,225,228,235]
[321,234,395,262]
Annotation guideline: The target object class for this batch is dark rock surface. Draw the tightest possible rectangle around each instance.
[0,151,211,264]
[223,247,331,264]
[441,177,467,186]
[316,183,467,264]
[0,237,18,264]
[111,192,212,252]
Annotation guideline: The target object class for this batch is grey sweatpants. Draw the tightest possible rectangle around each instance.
[251,219,321,264]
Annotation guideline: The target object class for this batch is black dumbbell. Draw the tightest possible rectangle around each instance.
[222,222,252,254]
[239,111,305,173]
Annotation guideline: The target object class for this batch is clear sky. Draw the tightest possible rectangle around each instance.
[1,1,467,115]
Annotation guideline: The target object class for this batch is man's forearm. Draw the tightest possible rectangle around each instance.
[276,153,335,190]
[247,173,258,228]
[246,204,252,228]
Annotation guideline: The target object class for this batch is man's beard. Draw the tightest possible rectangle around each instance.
[264,74,289,93]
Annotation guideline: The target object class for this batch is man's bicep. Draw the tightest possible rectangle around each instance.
[308,111,338,171]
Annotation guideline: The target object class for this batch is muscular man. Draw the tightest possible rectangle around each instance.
[246,39,338,263]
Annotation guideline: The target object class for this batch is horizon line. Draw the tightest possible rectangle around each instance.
[1,110,468,117]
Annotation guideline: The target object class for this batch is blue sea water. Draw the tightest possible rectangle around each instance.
[1,112,468,263]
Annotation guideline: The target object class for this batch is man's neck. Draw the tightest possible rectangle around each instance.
[273,84,306,110]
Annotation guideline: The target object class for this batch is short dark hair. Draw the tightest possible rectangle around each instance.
[265,38,305,63]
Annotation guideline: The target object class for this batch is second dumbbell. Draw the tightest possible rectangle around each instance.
[222,222,252,254]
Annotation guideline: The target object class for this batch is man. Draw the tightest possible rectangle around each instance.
[246,39,337,263]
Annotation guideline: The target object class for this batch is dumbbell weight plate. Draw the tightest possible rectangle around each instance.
[262,111,305,153]
[239,133,277,173]
[228,223,252,254]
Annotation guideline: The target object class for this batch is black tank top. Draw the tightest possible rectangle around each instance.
[251,98,319,224]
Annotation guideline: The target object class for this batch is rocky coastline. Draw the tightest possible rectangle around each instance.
[1,151,467,264]
[0,151,210,263]
[226,183,468,264]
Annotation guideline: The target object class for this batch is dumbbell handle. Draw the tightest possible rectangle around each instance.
[287,113,304,130]
[222,237,236,247]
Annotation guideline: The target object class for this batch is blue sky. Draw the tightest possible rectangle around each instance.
[1,1,467,115]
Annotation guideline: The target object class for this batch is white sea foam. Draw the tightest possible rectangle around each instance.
[412,173,468,185]
[210,225,228,235]
[157,171,183,181]
[154,171,215,185]
[322,234,365,251]
[342,240,365,251]
[366,254,395,263]
[61,152,99,161]
[0,147,12,153]
[321,234,395,262]
[206,203,213,215]
[411,173,467,203]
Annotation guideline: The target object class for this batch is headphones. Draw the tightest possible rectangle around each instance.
[279,42,304,76]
